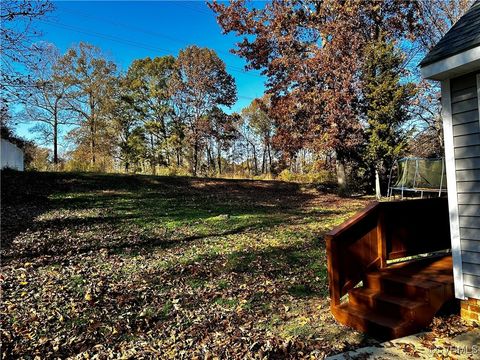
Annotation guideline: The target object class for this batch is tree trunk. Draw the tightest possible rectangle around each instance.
[90,120,96,166]
[232,143,236,175]
[193,141,198,176]
[252,144,258,175]
[89,98,96,166]
[53,114,58,165]
[206,144,214,173]
[375,168,381,199]
[246,144,251,175]
[267,142,272,174]
[217,144,222,175]
[302,149,306,174]
[150,134,156,175]
[261,148,266,174]
[336,159,347,195]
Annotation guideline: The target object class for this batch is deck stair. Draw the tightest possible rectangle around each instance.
[331,255,455,339]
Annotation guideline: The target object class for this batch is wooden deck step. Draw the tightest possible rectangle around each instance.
[349,287,426,319]
[331,256,455,340]
[365,272,444,299]
[333,303,414,340]
[382,257,453,279]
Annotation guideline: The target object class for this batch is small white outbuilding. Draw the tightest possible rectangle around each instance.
[1,138,25,171]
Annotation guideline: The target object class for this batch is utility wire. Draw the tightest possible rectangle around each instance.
[39,19,174,54]
[52,7,264,79]
[57,7,236,60]
[179,1,214,16]
[35,19,259,102]
[39,19,263,80]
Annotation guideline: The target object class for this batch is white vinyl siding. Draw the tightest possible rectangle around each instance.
[0,139,24,171]
[451,72,480,299]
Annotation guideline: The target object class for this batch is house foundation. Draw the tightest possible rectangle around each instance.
[461,298,480,324]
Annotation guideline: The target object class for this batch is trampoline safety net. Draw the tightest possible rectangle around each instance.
[388,158,447,198]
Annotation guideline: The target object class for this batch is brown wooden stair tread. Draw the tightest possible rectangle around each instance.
[382,257,453,275]
[349,287,426,313]
[331,256,455,340]
[380,265,453,279]
[333,303,413,339]
[364,272,445,298]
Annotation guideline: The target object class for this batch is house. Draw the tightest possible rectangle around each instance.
[1,138,24,171]
[420,0,480,322]
[325,1,480,339]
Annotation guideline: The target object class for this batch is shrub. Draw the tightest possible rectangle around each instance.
[277,169,335,184]
[157,166,190,177]
[277,169,295,182]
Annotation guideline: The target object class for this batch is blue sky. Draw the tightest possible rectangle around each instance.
[16,0,267,139]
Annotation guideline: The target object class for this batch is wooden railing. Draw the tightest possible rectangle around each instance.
[326,198,451,307]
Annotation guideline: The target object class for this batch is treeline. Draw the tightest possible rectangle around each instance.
[6,40,332,181]
[2,0,473,194]
[11,43,238,176]
[6,41,292,178]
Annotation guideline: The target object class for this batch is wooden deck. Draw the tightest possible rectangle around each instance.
[332,255,455,339]
[326,198,454,340]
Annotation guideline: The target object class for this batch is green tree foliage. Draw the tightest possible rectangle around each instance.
[108,80,147,173]
[8,1,475,192]
[124,56,175,173]
[171,46,237,175]
[56,42,117,168]
[362,37,416,193]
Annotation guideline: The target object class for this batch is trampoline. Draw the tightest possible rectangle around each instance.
[387,158,447,199]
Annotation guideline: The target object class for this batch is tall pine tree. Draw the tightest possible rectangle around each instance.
[362,36,415,197]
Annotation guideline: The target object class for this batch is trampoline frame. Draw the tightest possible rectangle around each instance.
[387,157,447,199]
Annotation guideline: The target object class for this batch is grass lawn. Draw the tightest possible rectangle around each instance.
[1,171,375,358]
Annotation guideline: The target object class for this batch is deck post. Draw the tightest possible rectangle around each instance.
[326,234,341,307]
[376,207,387,268]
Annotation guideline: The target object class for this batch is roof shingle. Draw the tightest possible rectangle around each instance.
[419,0,480,67]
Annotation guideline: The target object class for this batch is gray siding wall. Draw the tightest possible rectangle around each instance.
[451,72,480,299]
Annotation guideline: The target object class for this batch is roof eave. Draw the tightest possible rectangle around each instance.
[420,46,480,80]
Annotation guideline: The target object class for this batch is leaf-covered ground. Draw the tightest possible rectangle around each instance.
[1,171,376,359]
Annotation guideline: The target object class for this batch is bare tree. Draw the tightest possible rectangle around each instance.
[409,0,474,156]
[241,97,275,174]
[1,1,54,96]
[18,43,75,165]
[416,0,474,51]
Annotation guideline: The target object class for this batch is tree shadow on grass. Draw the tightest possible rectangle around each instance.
[2,170,334,263]
[147,235,332,296]
[2,222,265,263]
[1,171,375,358]
[2,203,344,267]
